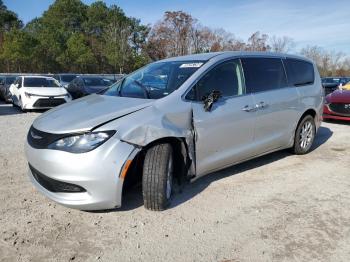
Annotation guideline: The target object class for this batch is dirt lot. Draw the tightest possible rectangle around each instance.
[0,101,349,262]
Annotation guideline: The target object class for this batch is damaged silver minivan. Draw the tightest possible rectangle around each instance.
[26,52,323,211]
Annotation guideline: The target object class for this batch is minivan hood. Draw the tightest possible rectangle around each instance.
[33,94,153,133]
[25,87,68,96]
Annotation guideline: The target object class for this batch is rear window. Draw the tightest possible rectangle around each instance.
[5,77,16,84]
[24,77,60,87]
[322,78,338,84]
[241,58,287,93]
[284,59,314,86]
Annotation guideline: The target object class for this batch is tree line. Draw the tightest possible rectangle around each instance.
[0,0,349,76]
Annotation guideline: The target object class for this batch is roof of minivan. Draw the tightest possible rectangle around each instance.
[20,75,54,79]
[160,51,313,63]
[77,75,106,79]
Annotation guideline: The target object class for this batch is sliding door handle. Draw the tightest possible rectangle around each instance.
[242,105,256,112]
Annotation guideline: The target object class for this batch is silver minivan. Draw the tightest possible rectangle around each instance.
[25,52,323,211]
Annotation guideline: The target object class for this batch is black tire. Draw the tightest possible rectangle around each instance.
[11,98,16,107]
[142,143,174,211]
[292,115,316,155]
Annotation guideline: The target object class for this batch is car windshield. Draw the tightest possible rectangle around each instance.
[340,78,348,84]
[5,77,16,84]
[24,77,60,87]
[61,75,77,82]
[83,77,111,86]
[103,60,205,99]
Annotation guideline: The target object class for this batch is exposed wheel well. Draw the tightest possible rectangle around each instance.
[296,109,317,128]
[302,109,316,119]
[122,137,189,195]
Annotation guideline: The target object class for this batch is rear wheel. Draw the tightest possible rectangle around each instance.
[292,115,316,155]
[142,143,174,211]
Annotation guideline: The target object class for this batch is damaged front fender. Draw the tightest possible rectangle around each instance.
[97,99,196,176]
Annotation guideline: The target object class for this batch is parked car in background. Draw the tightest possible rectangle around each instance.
[322,77,349,95]
[9,76,71,111]
[341,80,350,91]
[100,74,124,83]
[0,75,17,103]
[53,73,78,88]
[25,52,323,211]
[67,76,113,99]
[323,89,350,121]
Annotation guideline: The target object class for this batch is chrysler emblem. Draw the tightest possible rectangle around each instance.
[31,131,42,140]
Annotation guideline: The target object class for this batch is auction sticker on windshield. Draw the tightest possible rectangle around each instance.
[179,63,203,68]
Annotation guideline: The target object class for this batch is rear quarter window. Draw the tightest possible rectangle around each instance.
[284,58,314,86]
[241,58,287,93]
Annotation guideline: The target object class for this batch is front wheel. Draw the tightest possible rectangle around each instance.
[142,143,174,211]
[292,115,316,155]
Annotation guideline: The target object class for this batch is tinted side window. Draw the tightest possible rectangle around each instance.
[189,59,245,100]
[241,58,287,93]
[284,59,314,86]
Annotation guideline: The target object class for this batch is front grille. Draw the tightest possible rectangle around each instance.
[33,98,66,108]
[29,164,86,193]
[27,126,67,149]
[329,103,350,116]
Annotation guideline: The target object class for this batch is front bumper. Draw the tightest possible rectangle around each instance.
[323,105,350,121]
[25,135,137,210]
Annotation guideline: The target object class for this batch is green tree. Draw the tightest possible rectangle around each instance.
[0,0,23,71]
[103,5,150,73]
[60,33,96,72]
[25,0,88,72]
[83,1,110,72]
[0,28,37,72]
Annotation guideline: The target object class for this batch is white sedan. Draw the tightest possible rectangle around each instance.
[9,76,72,111]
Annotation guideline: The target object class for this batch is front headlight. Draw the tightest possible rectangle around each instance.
[48,131,116,153]
[25,92,33,98]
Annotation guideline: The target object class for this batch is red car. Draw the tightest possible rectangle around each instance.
[323,89,350,121]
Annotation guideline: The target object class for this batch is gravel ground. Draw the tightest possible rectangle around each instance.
[0,101,349,262]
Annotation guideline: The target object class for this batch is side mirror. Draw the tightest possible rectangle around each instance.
[202,90,222,112]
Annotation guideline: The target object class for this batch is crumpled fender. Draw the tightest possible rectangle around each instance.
[115,102,194,147]
[95,99,196,175]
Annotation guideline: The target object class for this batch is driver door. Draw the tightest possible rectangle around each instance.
[190,59,257,176]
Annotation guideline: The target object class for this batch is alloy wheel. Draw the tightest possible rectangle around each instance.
[299,121,314,150]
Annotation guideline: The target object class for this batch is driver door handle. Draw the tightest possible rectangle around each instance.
[242,105,257,112]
